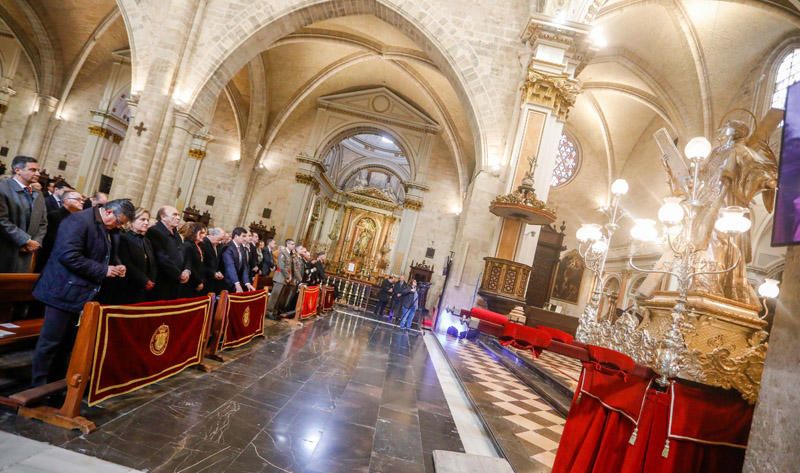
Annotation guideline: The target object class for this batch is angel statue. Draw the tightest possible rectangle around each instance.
[651,111,780,306]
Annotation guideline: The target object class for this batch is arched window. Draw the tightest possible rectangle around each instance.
[551,133,580,188]
[772,48,800,109]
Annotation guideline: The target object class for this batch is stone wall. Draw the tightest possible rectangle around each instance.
[0,43,37,170]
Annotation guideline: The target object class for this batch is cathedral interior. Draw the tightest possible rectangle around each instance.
[0,1,799,472]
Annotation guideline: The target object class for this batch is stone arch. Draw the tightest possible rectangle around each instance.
[176,0,490,171]
[313,124,418,182]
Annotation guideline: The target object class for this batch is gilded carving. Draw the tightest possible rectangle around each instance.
[188,148,206,160]
[345,192,399,211]
[295,172,320,192]
[521,68,580,121]
[327,201,342,210]
[403,199,423,211]
[479,257,530,303]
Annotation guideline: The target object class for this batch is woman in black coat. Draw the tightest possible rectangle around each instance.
[180,222,208,298]
[116,208,158,303]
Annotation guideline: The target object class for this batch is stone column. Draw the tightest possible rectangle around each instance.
[18,95,58,157]
[149,111,204,211]
[110,0,204,204]
[75,114,125,194]
[0,40,21,126]
[282,171,319,241]
[390,185,425,275]
[742,246,800,472]
[175,131,212,210]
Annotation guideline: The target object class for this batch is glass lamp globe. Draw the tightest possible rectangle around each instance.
[590,239,609,254]
[577,223,603,242]
[758,279,780,299]
[658,197,685,226]
[611,179,629,196]
[631,219,659,242]
[685,137,712,162]
[714,206,752,234]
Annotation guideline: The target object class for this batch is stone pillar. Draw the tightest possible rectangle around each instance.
[110,0,204,204]
[75,114,125,194]
[0,40,21,126]
[282,171,319,241]
[149,111,204,211]
[18,95,58,157]
[742,246,800,472]
[176,131,212,210]
[500,19,588,264]
[391,186,425,274]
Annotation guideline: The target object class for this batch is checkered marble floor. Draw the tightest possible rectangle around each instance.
[511,348,582,392]
[438,336,566,473]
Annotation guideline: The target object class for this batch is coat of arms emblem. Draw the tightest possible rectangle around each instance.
[242,306,251,327]
[149,324,170,356]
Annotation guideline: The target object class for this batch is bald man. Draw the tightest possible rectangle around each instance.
[146,206,189,300]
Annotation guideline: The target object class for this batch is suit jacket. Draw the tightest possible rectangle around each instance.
[201,237,224,294]
[0,177,48,272]
[378,279,393,302]
[146,221,185,300]
[116,231,157,303]
[273,247,292,285]
[392,281,407,304]
[222,242,251,288]
[247,243,258,277]
[399,287,419,309]
[261,247,276,275]
[45,193,62,213]
[36,207,71,272]
[32,208,110,313]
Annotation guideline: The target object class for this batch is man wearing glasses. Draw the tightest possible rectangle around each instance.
[31,198,135,386]
[36,190,85,271]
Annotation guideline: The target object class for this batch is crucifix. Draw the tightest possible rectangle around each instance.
[133,121,147,137]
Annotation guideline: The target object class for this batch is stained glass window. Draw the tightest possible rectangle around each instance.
[772,48,800,109]
[551,133,579,187]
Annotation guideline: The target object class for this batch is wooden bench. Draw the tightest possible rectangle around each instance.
[0,274,44,347]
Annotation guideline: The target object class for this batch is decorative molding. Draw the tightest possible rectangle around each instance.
[295,172,320,192]
[345,192,399,211]
[88,124,123,143]
[327,201,342,210]
[403,199,423,211]
[521,68,581,121]
[188,149,206,160]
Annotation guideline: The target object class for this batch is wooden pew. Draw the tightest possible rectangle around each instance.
[0,273,44,347]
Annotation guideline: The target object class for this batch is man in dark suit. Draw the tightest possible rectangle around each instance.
[374,275,396,317]
[222,227,254,293]
[31,199,134,386]
[36,190,85,272]
[390,276,407,321]
[201,227,226,294]
[0,156,48,273]
[146,206,189,300]
[44,180,73,213]
[261,238,276,276]
[247,232,260,281]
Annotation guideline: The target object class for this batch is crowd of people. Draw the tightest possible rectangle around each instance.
[0,155,328,386]
[374,274,419,331]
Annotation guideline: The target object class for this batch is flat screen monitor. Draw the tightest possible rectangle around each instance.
[772,81,800,246]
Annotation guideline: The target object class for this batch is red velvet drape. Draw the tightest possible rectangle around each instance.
[553,361,752,473]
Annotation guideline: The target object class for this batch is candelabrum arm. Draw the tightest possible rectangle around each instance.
[687,253,740,281]
[628,254,679,279]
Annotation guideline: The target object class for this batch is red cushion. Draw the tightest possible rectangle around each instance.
[536,325,574,344]
[470,307,509,327]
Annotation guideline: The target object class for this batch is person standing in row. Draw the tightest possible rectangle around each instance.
[44,180,73,213]
[147,206,189,300]
[31,199,134,386]
[267,239,294,319]
[390,275,407,322]
[223,227,254,293]
[181,222,208,297]
[0,155,48,273]
[36,190,84,272]
[285,245,306,312]
[201,227,226,294]
[115,207,158,303]
[261,238,276,276]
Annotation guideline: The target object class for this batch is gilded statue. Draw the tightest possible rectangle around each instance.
[660,115,779,306]
[352,218,376,257]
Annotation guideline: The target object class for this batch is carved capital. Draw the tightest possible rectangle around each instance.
[521,68,581,121]
[88,125,110,138]
[295,172,320,192]
[327,201,342,210]
[188,148,206,160]
[403,199,423,211]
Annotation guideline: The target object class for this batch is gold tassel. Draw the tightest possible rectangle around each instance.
[628,427,638,445]
[662,439,670,458]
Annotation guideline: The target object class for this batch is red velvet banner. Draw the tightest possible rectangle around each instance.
[321,285,335,312]
[298,285,319,320]
[87,296,212,406]
[221,289,267,349]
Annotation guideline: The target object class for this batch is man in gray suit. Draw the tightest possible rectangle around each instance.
[266,238,295,320]
[0,156,48,273]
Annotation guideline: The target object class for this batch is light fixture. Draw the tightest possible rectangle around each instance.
[630,218,659,242]
[684,136,712,162]
[714,206,751,234]
[576,223,603,242]
[591,239,609,254]
[757,279,780,299]
[658,197,685,226]
[611,178,629,196]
